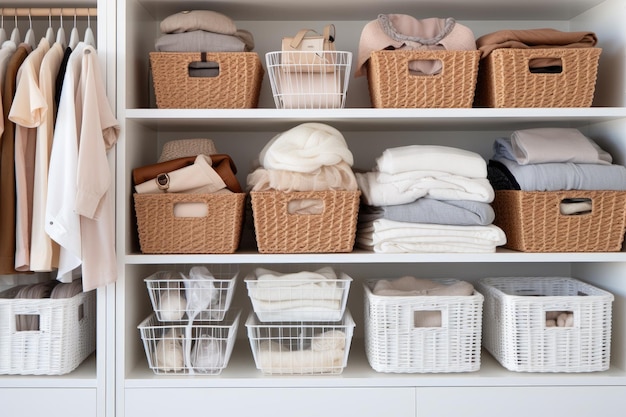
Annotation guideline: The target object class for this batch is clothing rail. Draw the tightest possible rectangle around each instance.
[0,8,97,17]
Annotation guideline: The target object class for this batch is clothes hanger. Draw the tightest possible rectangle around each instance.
[0,11,8,45]
[56,13,67,48]
[10,14,21,44]
[24,9,37,49]
[84,12,95,47]
[45,11,55,44]
[83,13,95,47]
[68,9,80,49]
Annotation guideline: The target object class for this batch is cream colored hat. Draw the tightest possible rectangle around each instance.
[158,139,218,162]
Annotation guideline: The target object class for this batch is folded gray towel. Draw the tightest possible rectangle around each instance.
[360,198,495,226]
[155,30,247,52]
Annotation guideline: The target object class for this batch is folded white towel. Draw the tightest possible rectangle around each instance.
[253,267,337,287]
[510,128,612,165]
[375,145,487,178]
[357,219,506,253]
[356,170,495,206]
[258,123,354,173]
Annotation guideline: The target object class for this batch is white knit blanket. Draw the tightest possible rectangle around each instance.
[357,219,506,253]
[258,123,354,173]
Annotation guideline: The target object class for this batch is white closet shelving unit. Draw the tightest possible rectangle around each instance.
[117,1,626,417]
[0,1,115,417]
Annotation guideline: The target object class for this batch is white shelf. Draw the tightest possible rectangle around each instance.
[133,0,606,21]
[123,249,626,265]
[125,342,626,388]
[0,354,98,388]
[124,107,626,131]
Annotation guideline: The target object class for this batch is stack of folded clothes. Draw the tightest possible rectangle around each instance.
[488,127,626,196]
[355,145,506,253]
[247,123,358,202]
[155,10,255,77]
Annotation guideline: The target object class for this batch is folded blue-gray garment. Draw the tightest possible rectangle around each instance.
[491,156,626,191]
[360,198,496,226]
[155,30,247,52]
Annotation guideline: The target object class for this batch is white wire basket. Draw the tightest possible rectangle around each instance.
[477,277,614,373]
[265,51,352,109]
[244,268,352,322]
[0,287,96,375]
[138,311,240,375]
[364,279,483,373]
[144,266,238,322]
[246,310,355,375]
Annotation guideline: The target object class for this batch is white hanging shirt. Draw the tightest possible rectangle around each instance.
[46,42,86,282]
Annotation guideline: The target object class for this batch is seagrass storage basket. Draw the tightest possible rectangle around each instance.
[244,269,352,322]
[138,311,240,375]
[145,268,238,322]
[474,47,601,108]
[492,190,626,252]
[134,192,246,254]
[149,52,264,108]
[266,51,352,109]
[249,190,360,253]
[246,310,355,375]
[363,279,483,373]
[367,50,481,108]
[0,288,96,375]
[477,277,614,372]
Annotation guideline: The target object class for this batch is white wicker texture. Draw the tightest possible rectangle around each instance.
[477,277,614,373]
[364,279,483,373]
[246,310,355,375]
[138,311,240,375]
[0,288,96,375]
[266,51,352,109]
[244,270,352,322]
[145,268,238,322]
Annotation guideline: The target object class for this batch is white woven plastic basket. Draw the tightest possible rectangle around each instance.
[144,267,238,322]
[0,288,96,375]
[244,269,352,322]
[246,310,355,375]
[477,277,614,372]
[265,51,352,109]
[364,279,483,373]
[138,311,240,375]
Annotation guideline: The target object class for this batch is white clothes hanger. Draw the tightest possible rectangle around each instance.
[68,9,80,49]
[0,12,7,45]
[24,10,37,49]
[84,13,95,47]
[10,15,21,44]
[45,11,55,44]
[56,14,67,48]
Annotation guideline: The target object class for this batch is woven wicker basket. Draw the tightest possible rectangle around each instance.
[250,190,360,253]
[474,48,601,108]
[150,52,264,108]
[134,193,246,254]
[0,289,96,375]
[492,190,626,252]
[478,277,613,372]
[364,280,483,373]
[367,50,480,108]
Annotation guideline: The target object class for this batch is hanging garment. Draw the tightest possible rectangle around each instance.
[30,41,64,272]
[75,45,120,291]
[0,40,18,141]
[9,38,50,271]
[46,42,87,282]
[0,44,29,274]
